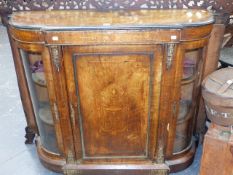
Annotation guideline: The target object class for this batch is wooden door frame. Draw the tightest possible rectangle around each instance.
[62,44,174,165]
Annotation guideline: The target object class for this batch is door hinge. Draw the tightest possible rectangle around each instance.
[172,102,177,116]
[70,104,75,125]
[166,43,175,70]
[53,103,59,121]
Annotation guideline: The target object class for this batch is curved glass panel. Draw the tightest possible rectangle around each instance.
[173,49,203,153]
[20,50,59,154]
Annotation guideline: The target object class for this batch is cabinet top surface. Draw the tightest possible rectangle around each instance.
[10,9,214,30]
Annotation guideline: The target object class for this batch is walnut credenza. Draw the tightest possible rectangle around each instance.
[7,10,213,174]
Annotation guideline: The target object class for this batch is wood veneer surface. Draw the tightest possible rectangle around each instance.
[9,9,213,30]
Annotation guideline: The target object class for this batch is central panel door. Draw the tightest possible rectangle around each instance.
[63,45,163,161]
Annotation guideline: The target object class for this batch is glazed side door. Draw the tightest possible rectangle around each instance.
[62,44,176,163]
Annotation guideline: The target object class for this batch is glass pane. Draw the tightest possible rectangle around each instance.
[20,50,59,154]
[173,49,202,153]
[182,50,199,80]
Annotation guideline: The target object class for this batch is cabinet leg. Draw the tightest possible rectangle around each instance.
[25,126,35,144]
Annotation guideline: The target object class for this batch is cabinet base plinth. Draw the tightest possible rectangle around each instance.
[36,138,65,173]
[35,137,196,174]
[63,164,169,175]
[166,141,196,173]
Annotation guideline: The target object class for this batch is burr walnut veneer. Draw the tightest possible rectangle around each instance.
[7,10,213,175]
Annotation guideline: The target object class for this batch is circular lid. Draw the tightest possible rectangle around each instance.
[203,68,233,98]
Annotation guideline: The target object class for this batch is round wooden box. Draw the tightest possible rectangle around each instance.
[202,68,233,126]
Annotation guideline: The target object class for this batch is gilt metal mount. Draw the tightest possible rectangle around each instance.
[166,43,175,70]
[64,169,81,175]
[67,151,76,164]
[50,46,61,72]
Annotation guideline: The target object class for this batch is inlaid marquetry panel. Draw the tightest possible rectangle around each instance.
[73,53,153,158]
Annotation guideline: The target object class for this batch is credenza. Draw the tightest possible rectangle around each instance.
[7,9,214,174]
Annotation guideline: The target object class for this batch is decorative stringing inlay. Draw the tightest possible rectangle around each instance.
[0,0,233,13]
